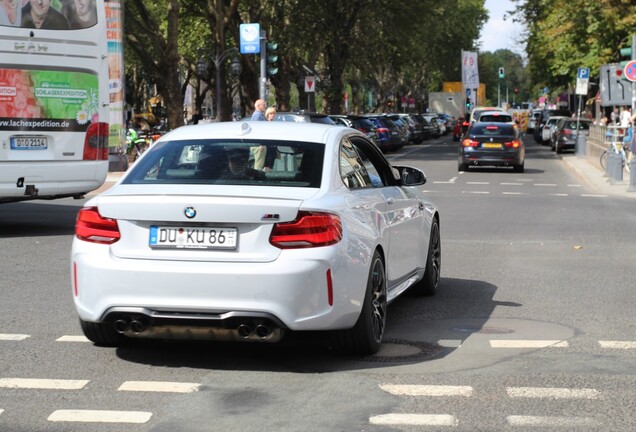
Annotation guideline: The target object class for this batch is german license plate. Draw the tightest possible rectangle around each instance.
[483,143,502,148]
[10,136,48,150]
[149,226,238,250]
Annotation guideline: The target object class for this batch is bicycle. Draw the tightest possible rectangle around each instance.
[600,127,633,174]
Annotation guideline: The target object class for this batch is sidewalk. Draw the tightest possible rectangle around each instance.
[561,154,636,199]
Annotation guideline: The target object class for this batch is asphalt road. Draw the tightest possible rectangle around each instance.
[1,133,635,431]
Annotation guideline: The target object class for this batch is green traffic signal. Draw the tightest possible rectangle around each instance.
[620,47,633,67]
[266,41,279,76]
[267,42,278,51]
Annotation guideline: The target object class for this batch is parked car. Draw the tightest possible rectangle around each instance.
[71,122,441,355]
[413,114,435,141]
[453,115,470,141]
[458,122,525,172]
[533,109,571,143]
[527,108,542,131]
[399,114,424,144]
[330,115,381,148]
[435,113,455,135]
[386,114,410,146]
[275,111,336,124]
[421,114,443,137]
[551,118,592,153]
[364,115,403,152]
[540,116,567,145]
[469,106,504,124]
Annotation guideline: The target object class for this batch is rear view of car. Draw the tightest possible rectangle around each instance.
[552,118,591,153]
[458,122,525,172]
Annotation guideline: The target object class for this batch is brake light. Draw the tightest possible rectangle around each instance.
[486,126,499,130]
[563,129,572,135]
[75,206,120,244]
[83,122,109,160]
[376,127,390,134]
[504,140,521,148]
[462,138,479,147]
[270,211,342,249]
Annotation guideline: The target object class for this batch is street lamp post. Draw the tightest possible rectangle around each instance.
[198,47,241,122]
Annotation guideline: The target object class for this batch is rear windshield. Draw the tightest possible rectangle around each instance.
[123,139,325,188]
[479,114,513,123]
[469,124,516,136]
[563,121,591,130]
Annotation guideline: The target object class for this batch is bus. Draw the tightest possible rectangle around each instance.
[0,0,124,203]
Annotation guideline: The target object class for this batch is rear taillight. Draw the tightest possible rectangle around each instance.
[563,129,572,135]
[83,122,109,160]
[504,140,521,148]
[376,127,390,134]
[462,138,479,147]
[270,211,342,249]
[75,206,120,244]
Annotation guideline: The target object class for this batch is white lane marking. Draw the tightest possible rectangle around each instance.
[567,184,582,187]
[0,378,89,390]
[500,182,523,186]
[581,194,608,197]
[507,415,598,427]
[48,410,152,424]
[534,183,557,187]
[56,335,90,342]
[0,334,30,341]
[467,181,490,185]
[449,176,458,183]
[118,381,200,393]
[599,340,636,349]
[0,409,4,416]
[502,192,525,195]
[490,340,569,348]
[549,193,569,196]
[370,413,458,426]
[515,178,533,182]
[507,387,599,399]
[380,384,473,397]
[462,191,490,194]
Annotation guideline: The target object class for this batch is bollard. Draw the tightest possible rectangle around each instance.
[608,151,619,184]
[575,133,586,158]
[613,151,624,184]
[629,157,636,192]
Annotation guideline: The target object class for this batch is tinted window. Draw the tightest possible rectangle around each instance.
[479,114,513,123]
[124,139,325,188]
[469,124,516,136]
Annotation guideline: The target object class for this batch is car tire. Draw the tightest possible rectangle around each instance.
[514,162,525,173]
[80,319,125,347]
[555,143,562,154]
[458,162,468,172]
[411,218,441,296]
[330,251,386,356]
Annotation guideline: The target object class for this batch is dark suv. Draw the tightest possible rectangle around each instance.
[330,115,381,148]
[275,111,336,124]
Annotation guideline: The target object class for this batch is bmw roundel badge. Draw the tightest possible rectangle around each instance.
[184,206,197,219]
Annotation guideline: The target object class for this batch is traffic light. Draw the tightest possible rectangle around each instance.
[465,100,471,111]
[498,67,505,79]
[266,41,279,76]
[619,35,635,67]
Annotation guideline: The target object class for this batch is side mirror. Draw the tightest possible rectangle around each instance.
[395,165,427,186]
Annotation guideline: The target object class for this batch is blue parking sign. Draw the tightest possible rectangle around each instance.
[240,23,260,54]
[578,67,590,79]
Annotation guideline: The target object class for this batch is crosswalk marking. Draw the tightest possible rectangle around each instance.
[370,413,458,426]
[507,387,599,399]
[506,415,598,427]
[380,384,473,397]
[0,334,30,341]
[462,190,490,194]
[599,340,636,349]
[56,335,90,342]
[118,381,200,393]
[0,378,89,390]
[490,340,569,348]
[500,182,523,186]
[48,410,152,424]
[534,183,557,187]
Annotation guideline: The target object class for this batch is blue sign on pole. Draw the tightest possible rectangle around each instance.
[578,67,590,79]
[239,23,260,54]
[466,88,471,97]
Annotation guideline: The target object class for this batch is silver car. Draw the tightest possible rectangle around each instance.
[71,122,441,355]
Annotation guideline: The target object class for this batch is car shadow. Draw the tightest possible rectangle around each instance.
[0,201,79,237]
[113,277,515,373]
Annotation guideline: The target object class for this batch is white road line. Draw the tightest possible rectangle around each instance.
[56,335,90,342]
[515,179,533,182]
[507,415,598,427]
[534,183,557,186]
[502,192,525,195]
[433,181,455,184]
[507,387,599,399]
[449,176,458,183]
[549,193,569,196]
[467,181,490,185]
[0,409,4,416]
[48,410,152,424]
[581,194,608,197]
[0,334,30,341]
[599,340,636,349]
[0,378,89,390]
[462,191,490,194]
[380,384,473,397]
[500,182,523,186]
[118,381,200,393]
[490,340,569,348]
[370,413,458,426]
[567,184,582,187]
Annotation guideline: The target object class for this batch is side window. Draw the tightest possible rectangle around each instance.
[350,138,386,188]
[340,140,372,189]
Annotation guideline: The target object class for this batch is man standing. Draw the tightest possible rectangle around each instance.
[251,99,266,121]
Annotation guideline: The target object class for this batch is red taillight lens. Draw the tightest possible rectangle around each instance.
[83,122,109,160]
[75,206,120,244]
[504,140,521,148]
[462,138,479,147]
[270,211,342,249]
[563,129,572,135]
[376,127,390,134]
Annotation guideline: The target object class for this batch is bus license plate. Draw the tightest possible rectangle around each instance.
[10,136,48,150]
[149,226,238,250]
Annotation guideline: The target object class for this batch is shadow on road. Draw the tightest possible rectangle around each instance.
[0,201,79,237]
